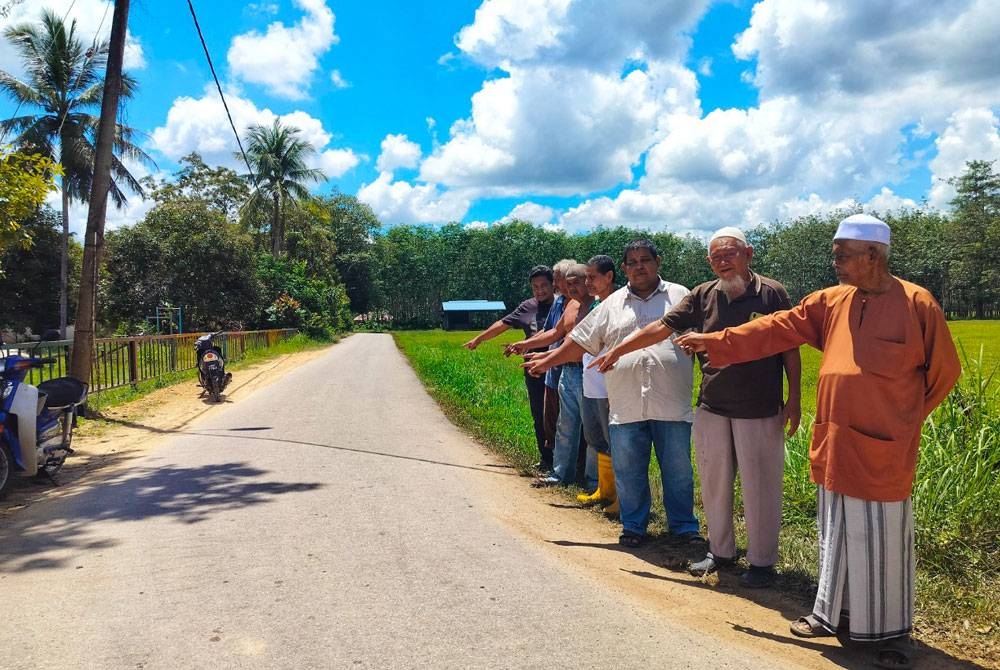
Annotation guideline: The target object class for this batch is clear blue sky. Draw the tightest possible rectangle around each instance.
[2,0,999,238]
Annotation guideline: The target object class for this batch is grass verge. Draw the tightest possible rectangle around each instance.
[394,327,1000,666]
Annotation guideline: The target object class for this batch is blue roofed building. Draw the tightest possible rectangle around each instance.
[441,300,507,331]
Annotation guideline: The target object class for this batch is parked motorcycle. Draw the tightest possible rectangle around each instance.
[195,331,232,403]
[0,334,88,498]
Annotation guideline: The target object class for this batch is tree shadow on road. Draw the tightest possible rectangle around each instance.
[0,461,322,573]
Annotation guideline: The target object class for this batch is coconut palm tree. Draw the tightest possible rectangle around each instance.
[0,9,153,335]
[241,119,326,257]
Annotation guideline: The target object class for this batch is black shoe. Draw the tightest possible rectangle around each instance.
[668,531,706,547]
[688,552,735,576]
[740,564,775,588]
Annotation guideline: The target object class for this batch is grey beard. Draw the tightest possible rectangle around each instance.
[719,274,749,300]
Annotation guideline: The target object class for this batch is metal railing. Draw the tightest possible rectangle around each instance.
[1,329,298,394]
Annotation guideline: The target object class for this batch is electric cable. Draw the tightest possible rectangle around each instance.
[185,0,255,181]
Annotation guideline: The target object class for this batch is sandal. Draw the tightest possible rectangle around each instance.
[789,614,836,638]
[618,531,645,548]
[873,637,913,670]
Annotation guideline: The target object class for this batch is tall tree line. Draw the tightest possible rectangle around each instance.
[370,160,1000,326]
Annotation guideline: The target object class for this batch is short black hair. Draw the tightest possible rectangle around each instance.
[528,265,553,283]
[623,239,659,263]
[587,254,616,281]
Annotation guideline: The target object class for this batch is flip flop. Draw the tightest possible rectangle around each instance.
[873,637,913,670]
[789,614,836,638]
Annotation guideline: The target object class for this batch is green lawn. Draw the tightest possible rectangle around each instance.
[394,321,1000,661]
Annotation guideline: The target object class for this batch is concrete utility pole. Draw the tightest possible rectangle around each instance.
[70,0,130,384]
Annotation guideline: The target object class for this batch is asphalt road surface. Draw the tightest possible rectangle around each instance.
[1,334,783,669]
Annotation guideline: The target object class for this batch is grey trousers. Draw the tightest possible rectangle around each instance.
[813,487,914,642]
[692,408,784,567]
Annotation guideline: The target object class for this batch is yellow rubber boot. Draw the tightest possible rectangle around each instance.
[599,452,619,514]
[578,450,613,505]
[577,485,603,505]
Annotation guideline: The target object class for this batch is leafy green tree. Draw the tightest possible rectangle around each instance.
[0,207,80,333]
[254,254,352,337]
[240,119,326,258]
[322,194,381,313]
[103,199,262,332]
[883,209,949,303]
[947,160,1000,318]
[0,146,59,254]
[143,152,249,220]
[756,212,844,302]
[0,8,153,334]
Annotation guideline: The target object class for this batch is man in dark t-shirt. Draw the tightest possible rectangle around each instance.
[591,227,801,588]
[463,266,555,465]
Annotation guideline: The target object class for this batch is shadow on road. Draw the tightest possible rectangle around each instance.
[0,461,321,573]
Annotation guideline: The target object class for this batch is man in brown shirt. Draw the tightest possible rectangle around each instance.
[592,227,801,588]
[675,215,961,670]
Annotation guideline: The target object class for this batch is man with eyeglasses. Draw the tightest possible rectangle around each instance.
[674,214,961,670]
[524,240,700,550]
[590,226,801,588]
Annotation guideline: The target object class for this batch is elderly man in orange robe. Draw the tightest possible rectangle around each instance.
[676,214,960,670]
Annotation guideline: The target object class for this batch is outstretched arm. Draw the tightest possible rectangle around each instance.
[504,325,564,356]
[589,319,674,372]
[463,320,510,350]
[523,339,587,376]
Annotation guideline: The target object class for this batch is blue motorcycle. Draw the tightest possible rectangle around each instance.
[0,337,88,498]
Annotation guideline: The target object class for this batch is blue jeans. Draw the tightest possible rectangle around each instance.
[581,396,610,490]
[552,365,584,485]
[609,420,698,536]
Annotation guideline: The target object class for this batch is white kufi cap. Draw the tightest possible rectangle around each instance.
[834,214,891,245]
[709,226,747,245]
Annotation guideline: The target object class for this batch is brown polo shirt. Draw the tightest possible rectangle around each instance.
[660,272,792,419]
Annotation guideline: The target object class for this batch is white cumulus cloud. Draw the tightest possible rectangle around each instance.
[357,172,470,225]
[502,202,556,225]
[150,86,359,178]
[927,107,1000,209]
[227,0,337,100]
[376,134,422,173]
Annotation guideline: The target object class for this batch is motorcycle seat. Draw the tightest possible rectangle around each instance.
[37,378,88,409]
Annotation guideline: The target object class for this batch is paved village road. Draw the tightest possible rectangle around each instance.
[1,334,785,669]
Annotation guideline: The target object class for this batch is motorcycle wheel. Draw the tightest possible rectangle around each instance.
[0,439,12,498]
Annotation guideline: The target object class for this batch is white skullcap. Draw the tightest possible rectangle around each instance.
[709,226,747,245]
[834,214,891,245]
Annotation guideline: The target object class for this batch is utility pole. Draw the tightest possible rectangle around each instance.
[70,0,130,384]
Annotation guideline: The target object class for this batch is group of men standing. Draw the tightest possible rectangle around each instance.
[463,214,962,669]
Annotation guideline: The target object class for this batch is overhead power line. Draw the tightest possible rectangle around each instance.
[185,0,255,181]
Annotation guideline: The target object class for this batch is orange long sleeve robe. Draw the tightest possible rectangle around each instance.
[701,278,961,501]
